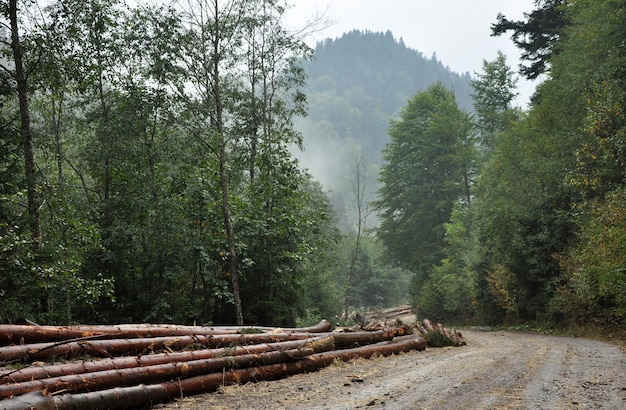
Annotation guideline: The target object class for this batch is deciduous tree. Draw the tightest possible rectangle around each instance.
[375,82,473,307]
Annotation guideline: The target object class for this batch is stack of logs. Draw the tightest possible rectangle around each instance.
[0,317,463,409]
[361,306,466,347]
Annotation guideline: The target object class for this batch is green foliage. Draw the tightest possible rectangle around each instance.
[239,166,337,326]
[0,219,39,322]
[305,30,474,115]
[417,204,477,323]
[0,0,341,326]
[467,9,601,321]
[549,0,626,328]
[548,0,626,330]
[472,112,579,322]
[0,192,113,324]
[3,0,624,334]
[295,30,474,230]
[375,83,473,287]
[557,189,626,326]
[346,237,411,310]
[465,0,626,331]
[425,330,455,348]
[491,0,569,80]
[471,51,521,151]
[561,0,626,199]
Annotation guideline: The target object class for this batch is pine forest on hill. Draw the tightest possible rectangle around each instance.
[294,30,473,230]
[1,0,624,338]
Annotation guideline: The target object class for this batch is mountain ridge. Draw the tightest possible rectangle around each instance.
[294,30,474,228]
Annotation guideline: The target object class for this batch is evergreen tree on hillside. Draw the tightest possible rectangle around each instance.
[298,30,474,169]
[305,30,473,115]
[294,30,474,234]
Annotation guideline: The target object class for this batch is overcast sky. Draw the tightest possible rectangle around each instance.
[284,0,538,108]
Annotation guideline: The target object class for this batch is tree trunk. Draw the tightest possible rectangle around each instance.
[330,328,404,347]
[1,385,172,410]
[0,330,349,363]
[344,153,371,317]
[0,333,276,363]
[209,0,243,325]
[8,0,41,250]
[220,147,243,325]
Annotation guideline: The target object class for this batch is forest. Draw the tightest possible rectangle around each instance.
[0,0,624,335]
[293,29,473,231]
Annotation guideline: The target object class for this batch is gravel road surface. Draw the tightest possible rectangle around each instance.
[155,329,626,409]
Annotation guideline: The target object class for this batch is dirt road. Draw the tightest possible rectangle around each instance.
[155,330,626,409]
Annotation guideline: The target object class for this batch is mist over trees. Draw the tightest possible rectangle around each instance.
[294,30,474,230]
[292,30,476,317]
[381,0,626,330]
[1,0,624,334]
[297,1,626,332]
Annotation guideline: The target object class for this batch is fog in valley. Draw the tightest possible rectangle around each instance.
[291,30,475,230]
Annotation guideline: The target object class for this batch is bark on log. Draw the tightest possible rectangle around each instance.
[1,386,172,410]
[0,335,426,410]
[0,340,336,399]
[0,320,331,346]
[1,337,331,384]
[365,305,414,321]
[0,314,456,409]
[0,332,335,363]
[0,328,402,364]
[331,328,404,346]
[0,335,211,363]
[167,335,426,399]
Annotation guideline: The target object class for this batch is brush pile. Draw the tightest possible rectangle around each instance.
[0,315,462,409]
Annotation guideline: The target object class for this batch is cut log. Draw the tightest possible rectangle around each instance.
[0,335,426,410]
[1,385,172,410]
[365,305,414,321]
[0,313,461,410]
[331,328,404,346]
[0,328,404,364]
[0,340,336,399]
[422,318,435,332]
[0,335,210,363]
[0,320,332,346]
[0,332,335,363]
[0,336,332,384]
[169,334,426,398]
